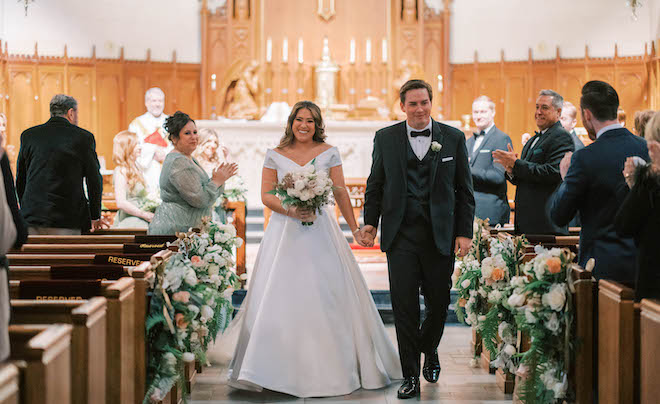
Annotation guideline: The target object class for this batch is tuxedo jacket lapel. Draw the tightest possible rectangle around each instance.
[397,122,408,189]
[430,119,444,187]
[470,128,494,166]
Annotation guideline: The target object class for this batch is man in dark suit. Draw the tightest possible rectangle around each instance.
[560,101,585,228]
[551,81,649,284]
[16,94,103,235]
[493,90,574,235]
[360,80,475,398]
[468,96,512,226]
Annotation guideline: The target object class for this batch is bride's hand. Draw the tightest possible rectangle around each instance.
[287,206,316,222]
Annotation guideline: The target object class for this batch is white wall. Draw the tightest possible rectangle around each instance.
[450,0,657,63]
[0,0,657,64]
[0,0,202,62]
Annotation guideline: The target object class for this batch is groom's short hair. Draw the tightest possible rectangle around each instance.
[400,80,433,104]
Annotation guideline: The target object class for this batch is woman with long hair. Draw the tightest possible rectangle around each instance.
[112,131,154,228]
[218,101,401,397]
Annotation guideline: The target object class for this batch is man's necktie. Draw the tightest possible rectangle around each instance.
[475,130,485,138]
[410,129,431,138]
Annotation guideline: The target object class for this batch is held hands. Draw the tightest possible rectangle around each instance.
[354,225,377,247]
[211,162,238,187]
[287,206,317,223]
[559,152,573,180]
[454,236,471,258]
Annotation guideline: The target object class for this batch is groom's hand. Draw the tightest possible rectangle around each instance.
[454,236,472,258]
[355,225,377,247]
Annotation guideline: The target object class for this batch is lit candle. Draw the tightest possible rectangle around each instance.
[365,38,371,63]
[282,38,288,63]
[266,37,272,63]
[298,38,303,64]
[437,74,443,92]
[349,39,356,64]
[382,38,387,63]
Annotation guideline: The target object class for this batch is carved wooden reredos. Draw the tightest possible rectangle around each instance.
[201,0,451,119]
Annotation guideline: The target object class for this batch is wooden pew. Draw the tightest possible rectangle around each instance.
[598,280,640,404]
[10,298,107,404]
[0,363,19,404]
[9,324,72,404]
[86,228,147,236]
[571,267,597,404]
[640,299,660,404]
[8,258,162,404]
[9,278,136,404]
[27,235,135,244]
[225,201,247,278]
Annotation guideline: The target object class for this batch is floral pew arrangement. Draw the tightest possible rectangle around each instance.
[144,218,245,403]
[509,246,578,402]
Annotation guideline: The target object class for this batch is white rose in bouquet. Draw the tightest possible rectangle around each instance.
[542,283,567,311]
[545,312,561,333]
[524,307,537,323]
[507,292,526,307]
[294,180,305,191]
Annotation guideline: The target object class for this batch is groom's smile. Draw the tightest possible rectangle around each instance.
[400,87,432,130]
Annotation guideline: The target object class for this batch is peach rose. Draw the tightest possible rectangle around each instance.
[458,298,467,307]
[175,313,188,329]
[491,267,505,281]
[546,257,562,274]
[190,255,204,267]
[172,291,190,303]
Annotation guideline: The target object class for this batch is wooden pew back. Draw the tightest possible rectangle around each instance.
[0,363,19,404]
[10,297,107,404]
[640,299,660,404]
[9,324,72,404]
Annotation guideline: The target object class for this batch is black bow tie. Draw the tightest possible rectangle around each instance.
[475,130,486,137]
[535,131,543,136]
[411,129,430,138]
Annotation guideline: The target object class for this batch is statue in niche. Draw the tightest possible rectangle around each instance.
[402,0,417,23]
[390,60,424,120]
[222,60,260,120]
[235,0,249,20]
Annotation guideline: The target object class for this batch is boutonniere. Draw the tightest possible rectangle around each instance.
[431,141,442,152]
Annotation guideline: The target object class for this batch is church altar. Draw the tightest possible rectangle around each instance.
[198,119,392,208]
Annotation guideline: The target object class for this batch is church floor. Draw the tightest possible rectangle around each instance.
[190,325,512,403]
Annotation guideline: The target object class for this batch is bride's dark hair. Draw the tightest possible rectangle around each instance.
[278,101,326,148]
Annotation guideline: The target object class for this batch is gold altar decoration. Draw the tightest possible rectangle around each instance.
[314,38,340,110]
[200,0,452,120]
[222,60,261,119]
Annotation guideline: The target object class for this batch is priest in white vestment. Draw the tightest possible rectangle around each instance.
[128,87,172,192]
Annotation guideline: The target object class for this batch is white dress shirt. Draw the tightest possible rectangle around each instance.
[528,127,548,152]
[406,120,433,161]
[473,123,494,153]
[596,123,623,139]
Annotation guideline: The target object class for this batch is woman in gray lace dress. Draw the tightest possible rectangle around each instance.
[148,111,237,235]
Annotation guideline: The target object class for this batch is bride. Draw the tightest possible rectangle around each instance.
[220,101,402,397]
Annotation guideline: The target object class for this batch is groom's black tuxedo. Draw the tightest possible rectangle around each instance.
[364,119,475,378]
[364,119,475,254]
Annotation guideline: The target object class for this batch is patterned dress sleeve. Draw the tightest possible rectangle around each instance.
[169,155,220,209]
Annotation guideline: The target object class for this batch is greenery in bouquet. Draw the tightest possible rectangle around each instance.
[221,175,248,203]
[144,219,245,403]
[137,189,162,213]
[509,246,576,403]
[267,161,335,226]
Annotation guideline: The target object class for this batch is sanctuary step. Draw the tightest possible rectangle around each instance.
[230,289,460,324]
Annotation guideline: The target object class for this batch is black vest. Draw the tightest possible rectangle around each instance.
[393,140,435,250]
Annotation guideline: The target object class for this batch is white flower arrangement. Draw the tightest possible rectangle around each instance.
[431,141,442,152]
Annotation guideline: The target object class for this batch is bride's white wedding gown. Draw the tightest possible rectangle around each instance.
[215,147,402,398]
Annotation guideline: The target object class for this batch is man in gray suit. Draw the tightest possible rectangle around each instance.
[467,96,512,226]
[560,101,585,152]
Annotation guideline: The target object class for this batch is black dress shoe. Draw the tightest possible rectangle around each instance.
[422,351,441,383]
[397,376,420,399]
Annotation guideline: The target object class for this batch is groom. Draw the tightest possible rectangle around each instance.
[360,79,475,398]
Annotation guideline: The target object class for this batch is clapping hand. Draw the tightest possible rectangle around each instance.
[492,144,517,173]
[211,162,238,187]
[623,156,639,189]
[649,140,660,172]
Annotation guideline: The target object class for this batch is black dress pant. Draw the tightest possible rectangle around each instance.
[386,235,453,378]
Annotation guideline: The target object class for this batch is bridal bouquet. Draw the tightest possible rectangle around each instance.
[267,162,334,226]
[138,189,162,213]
